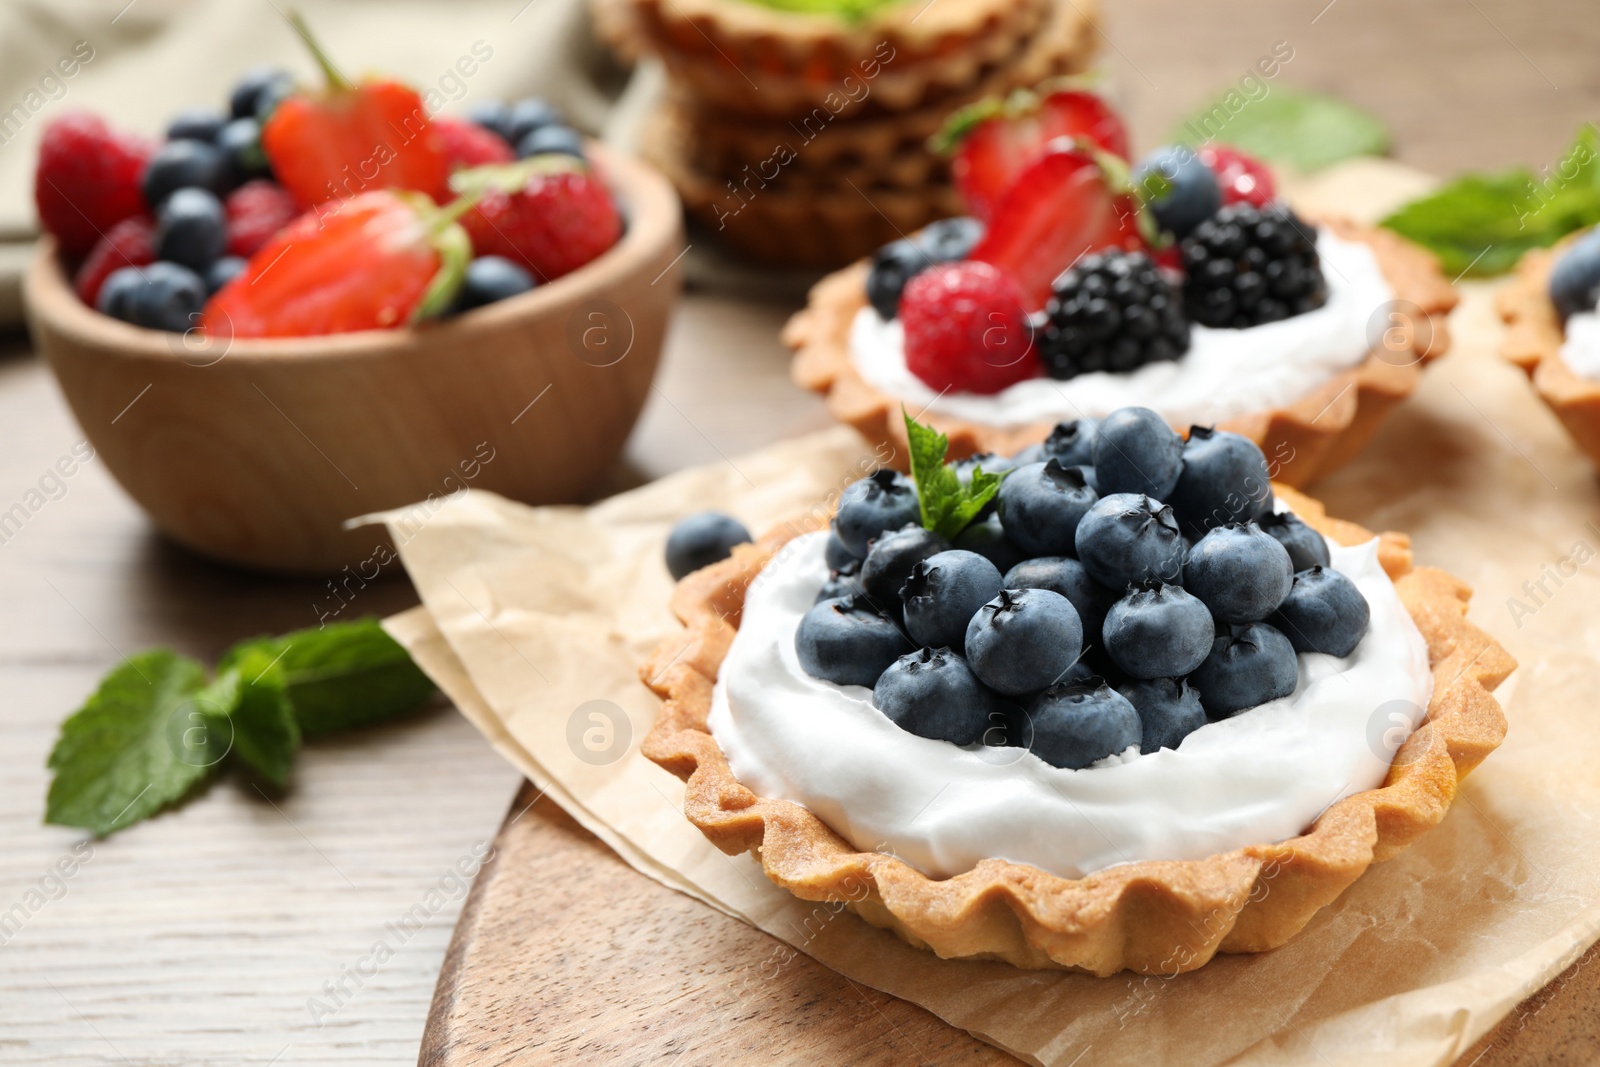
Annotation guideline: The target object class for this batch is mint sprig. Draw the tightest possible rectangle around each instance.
[903,408,1007,540]
[45,618,436,837]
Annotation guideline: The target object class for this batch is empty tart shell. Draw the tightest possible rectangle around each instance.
[784,218,1458,487]
[597,0,1061,120]
[663,0,1097,185]
[640,486,1513,976]
[1496,242,1600,466]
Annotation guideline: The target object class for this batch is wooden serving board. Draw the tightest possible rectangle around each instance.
[421,782,1598,1065]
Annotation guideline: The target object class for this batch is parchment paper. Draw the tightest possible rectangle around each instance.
[373,163,1600,1065]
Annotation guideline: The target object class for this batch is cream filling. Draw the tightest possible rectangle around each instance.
[849,229,1394,429]
[1559,311,1600,379]
[706,528,1432,881]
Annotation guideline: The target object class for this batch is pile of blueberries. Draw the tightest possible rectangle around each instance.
[795,406,1371,770]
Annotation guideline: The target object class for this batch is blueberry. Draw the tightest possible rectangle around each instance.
[253,77,295,121]
[1024,681,1142,769]
[459,256,536,311]
[1257,512,1331,572]
[156,188,227,271]
[1270,566,1370,657]
[1549,229,1600,320]
[965,588,1083,696]
[824,526,859,569]
[951,451,1017,485]
[1167,426,1272,537]
[230,65,293,120]
[664,511,752,580]
[517,123,584,160]
[1102,582,1213,679]
[1074,493,1186,589]
[506,97,563,144]
[864,216,982,319]
[1116,677,1206,751]
[873,647,996,745]
[127,261,206,332]
[1182,523,1293,623]
[466,99,514,143]
[166,106,226,143]
[217,118,271,185]
[796,595,913,688]
[996,460,1098,557]
[1011,442,1045,465]
[902,550,1003,651]
[1003,556,1115,637]
[1189,622,1299,718]
[1133,145,1223,241]
[1091,406,1184,499]
[204,256,247,296]
[834,470,919,557]
[1038,419,1100,470]
[96,266,146,322]
[860,523,949,603]
[142,139,229,206]
[951,513,1026,573]
[815,558,865,603]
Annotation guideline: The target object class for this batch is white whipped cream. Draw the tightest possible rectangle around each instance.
[1559,312,1600,378]
[706,528,1433,880]
[849,229,1394,429]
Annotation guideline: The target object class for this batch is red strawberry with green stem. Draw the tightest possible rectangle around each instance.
[203,189,473,338]
[261,12,450,209]
[934,84,1129,223]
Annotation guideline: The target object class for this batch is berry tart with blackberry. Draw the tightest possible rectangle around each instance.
[786,81,1458,486]
[642,408,1511,975]
[1499,227,1600,468]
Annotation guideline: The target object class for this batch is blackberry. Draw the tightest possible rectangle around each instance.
[1180,203,1328,328]
[1036,250,1190,379]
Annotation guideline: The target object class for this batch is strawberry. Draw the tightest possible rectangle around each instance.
[203,190,471,338]
[1197,146,1277,207]
[34,112,155,259]
[971,145,1142,310]
[435,117,515,171]
[458,161,621,283]
[900,261,1038,395]
[260,13,449,209]
[937,86,1129,223]
[224,180,299,258]
[73,216,155,307]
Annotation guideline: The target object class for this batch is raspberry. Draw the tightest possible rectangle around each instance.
[1180,203,1328,328]
[1196,146,1276,208]
[435,117,515,171]
[462,167,622,282]
[900,261,1038,395]
[34,112,155,259]
[1037,250,1189,379]
[224,180,299,258]
[72,216,156,307]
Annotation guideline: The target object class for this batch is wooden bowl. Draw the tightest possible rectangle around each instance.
[25,144,684,574]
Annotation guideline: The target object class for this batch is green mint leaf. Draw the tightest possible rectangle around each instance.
[46,650,221,836]
[1381,125,1600,277]
[201,652,301,788]
[902,409,1009,540]
[947,466,1005,534]
[1170,88,1388,172]
[220,618,436,739]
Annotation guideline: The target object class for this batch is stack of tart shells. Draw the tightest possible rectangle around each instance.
[596,0,1099,266]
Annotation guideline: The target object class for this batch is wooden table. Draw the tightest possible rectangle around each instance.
[4,0,1600,1062]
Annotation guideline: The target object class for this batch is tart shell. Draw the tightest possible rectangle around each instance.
[1496,244,1600,466]
[640,486,1513,975]
[784,218,1458,486]
[596,0,1060,121]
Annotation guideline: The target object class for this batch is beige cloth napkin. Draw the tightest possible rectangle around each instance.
[0,0,629,327]
[367,156,1600,1061]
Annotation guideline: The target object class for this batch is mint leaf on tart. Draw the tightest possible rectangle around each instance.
[1170,87,1388,173]
[903,408,1008,540]
[46,650,219,835]
[46,617,437,837]
[1382,125,1600,277]
[220,619,437,739]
